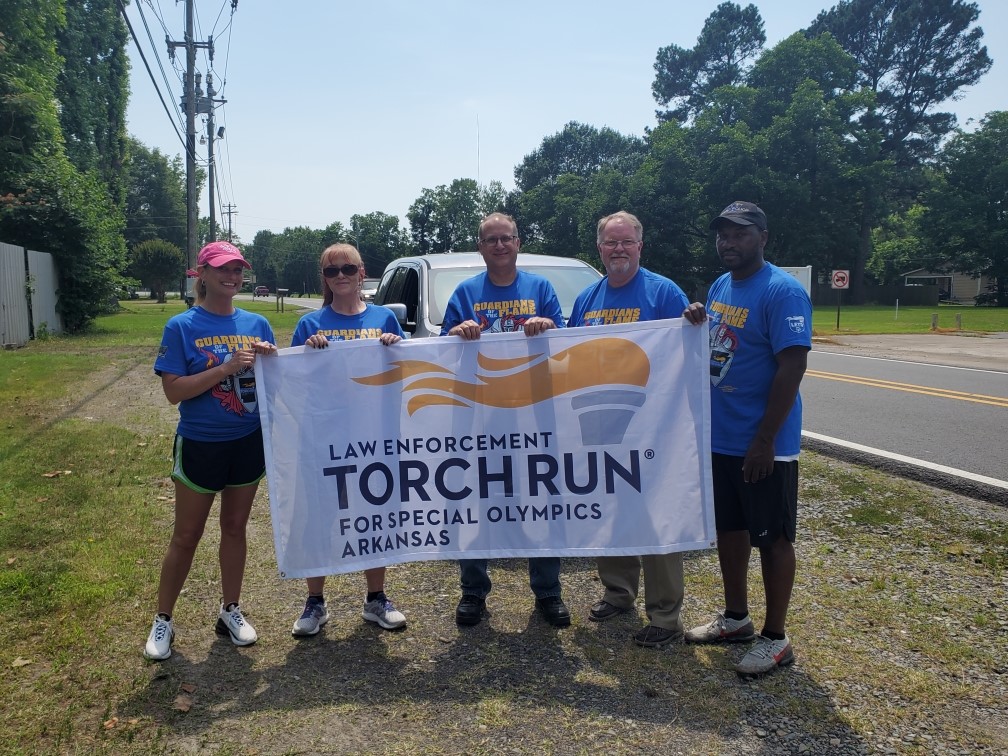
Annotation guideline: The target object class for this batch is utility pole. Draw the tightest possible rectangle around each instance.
[200,73,225,241]
[167,0,215,268]
[223,203,238,242]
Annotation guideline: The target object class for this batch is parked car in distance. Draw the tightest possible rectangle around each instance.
[361,278,380,303]
[373,252,603,338]
[254,285,270,297]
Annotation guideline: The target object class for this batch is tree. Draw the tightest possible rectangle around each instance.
[406,179,504,253]
[806,0,993,301]
[514,122,646,193]
[129,239,185,303]
[124,138,187,250]
[349,212,410,276]
[0,0,127,332]
[652,2,766,123]
[921,111,1008,305]
[868,204,929,285]
[514,123,644,250]
[55,0,129,208]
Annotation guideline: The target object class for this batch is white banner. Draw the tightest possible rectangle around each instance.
[256,320,715,578]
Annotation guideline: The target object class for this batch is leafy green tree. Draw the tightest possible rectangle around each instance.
[124,138,186,250]
[0,1,64,180]
[514,122,646,193]
[921,111,1008,305]
[406,179,504,253]
[868,205,929,285]
[129,239,185,303]
[349,212,410,276]
[514,123,644,250]
[55,0,129,208]
[806,0,993,300]
[652,2,766,123]
[0,0,127,332]
[406,188,437,255]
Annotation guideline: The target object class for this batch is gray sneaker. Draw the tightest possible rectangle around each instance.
[362,596,406,630]
[291,597,329,637]
[736,635,794,678]
[685,612,756,644]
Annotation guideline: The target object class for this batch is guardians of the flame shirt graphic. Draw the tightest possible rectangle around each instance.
[474,299,537,332]
[195,340,259,415]
[155,307,275,442]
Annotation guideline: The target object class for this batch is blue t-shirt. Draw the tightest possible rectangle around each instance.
[154,306,276,442]
[705,262,812,458]
[291,303,404,347]
[440,270,565,335]
[568,267,689,327]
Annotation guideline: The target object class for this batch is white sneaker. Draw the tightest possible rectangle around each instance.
[144,614,174,660]
[215,603,258,646]
[685,612,756,644]
[291,597,330,637]
[735,634,794,678]
[362,596,406,630]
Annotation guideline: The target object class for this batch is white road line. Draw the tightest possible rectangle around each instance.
[801,430,1008,491]
[811,348,1007,375]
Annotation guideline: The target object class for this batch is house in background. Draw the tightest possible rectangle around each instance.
[901,268,993,304]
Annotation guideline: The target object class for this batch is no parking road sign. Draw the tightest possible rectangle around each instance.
[831,269,850,329]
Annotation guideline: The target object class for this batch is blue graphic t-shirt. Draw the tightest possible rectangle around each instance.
[155,307,276,442]
[291,303,404,347]
[568,267,689,327]
[440,270,565,335]
[705,262,812,458]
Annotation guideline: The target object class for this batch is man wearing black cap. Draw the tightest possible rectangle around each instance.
[682,201,812,678]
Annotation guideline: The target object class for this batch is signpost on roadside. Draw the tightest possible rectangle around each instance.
[831,269,849,329]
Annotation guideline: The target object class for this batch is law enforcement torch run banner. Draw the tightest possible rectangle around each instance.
[255,319,715,578]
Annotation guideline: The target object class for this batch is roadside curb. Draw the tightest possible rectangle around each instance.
[802,432,1008,506]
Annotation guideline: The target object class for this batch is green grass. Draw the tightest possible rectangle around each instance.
[813,303,1008,335]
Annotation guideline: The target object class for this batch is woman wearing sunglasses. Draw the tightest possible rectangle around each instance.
[288,243,408,636]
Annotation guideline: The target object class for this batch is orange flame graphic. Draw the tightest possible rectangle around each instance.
[353,338,650,415]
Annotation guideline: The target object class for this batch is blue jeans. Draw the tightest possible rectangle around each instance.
[459,558,562,600]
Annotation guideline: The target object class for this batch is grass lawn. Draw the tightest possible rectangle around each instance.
[813,303,1008,335]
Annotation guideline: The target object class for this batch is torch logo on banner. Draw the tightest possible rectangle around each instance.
[353,337,650,445]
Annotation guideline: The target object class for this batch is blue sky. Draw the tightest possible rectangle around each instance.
[124,1,1008,243]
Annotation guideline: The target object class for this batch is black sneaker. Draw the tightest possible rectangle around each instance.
[455,595,486,626]
[536,596,571,627]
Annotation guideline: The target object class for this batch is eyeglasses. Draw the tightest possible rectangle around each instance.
[600,239,640,250]
[478,234,518,247]
[322,264,360,278]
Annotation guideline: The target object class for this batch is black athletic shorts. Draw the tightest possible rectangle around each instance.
[711,452,798,547]
[171,427,266,494]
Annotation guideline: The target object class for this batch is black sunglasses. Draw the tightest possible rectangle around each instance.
[322,264,360,278]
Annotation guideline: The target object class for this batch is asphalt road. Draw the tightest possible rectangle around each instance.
[805,333,1008,503]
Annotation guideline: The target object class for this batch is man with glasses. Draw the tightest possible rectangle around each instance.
[568,210,691,648]
[440,212,570,628]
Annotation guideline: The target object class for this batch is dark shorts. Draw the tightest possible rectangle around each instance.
[171,428,266,494]
[711,453,798,547]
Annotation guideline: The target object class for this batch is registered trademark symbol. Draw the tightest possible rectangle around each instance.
[644,449,655,460]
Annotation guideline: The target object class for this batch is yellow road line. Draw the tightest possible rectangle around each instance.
[805,370,1008,408]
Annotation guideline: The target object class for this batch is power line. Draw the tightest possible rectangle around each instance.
[116,0,188,155]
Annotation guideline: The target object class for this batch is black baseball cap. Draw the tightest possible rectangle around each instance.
[710,201,767,231]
